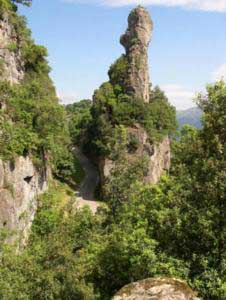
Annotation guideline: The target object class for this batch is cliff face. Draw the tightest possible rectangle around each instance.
[120,6,152,103]
[99,6,171,188]
[100,125,170,188]
[0,157,48,247]
[127,125,170,184]
[0,13,48,247]
[0,14,24,83]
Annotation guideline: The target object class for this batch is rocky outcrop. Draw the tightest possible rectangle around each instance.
[0,14,24,84]
[100,125,170,187]
[127,125,170,184]
[0,12,48,247]
[112,278,200,300]
[0,156,49,247]
[98,7,170,188]
[120,6,153,102]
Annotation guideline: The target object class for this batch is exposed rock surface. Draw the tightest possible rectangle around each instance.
[100,125,170,187]
[0,14,24,84]
[128,125,170,184]
[0,13,47,247]
[112,278,200,300]
[0,156,48,247]
[99,7,170,188]
[120,6,153,102]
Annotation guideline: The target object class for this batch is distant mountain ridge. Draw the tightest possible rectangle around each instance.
[177,107,202,129]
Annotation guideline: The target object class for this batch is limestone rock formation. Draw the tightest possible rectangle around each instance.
[0,14,24,84]
[0,13,47,247]
[120,5,153,102]
[127,125,170,184]
[112,278,200,300]
[100,125,170,187]
[98,7,171,188]
[0,157,49,247]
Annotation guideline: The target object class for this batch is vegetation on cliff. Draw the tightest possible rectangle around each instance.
[67,57,176,158]
[0,0,77,183]
[90,83,176,157]
[0,3,225,300]
[0,82,225,299]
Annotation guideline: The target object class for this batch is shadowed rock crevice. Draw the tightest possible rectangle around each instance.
[74,147,100,213]
[23,175,33,184]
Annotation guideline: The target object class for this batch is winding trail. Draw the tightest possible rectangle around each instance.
[74,147,100,213]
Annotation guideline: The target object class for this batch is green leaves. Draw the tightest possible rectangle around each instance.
[12,0,32,6]
[89,83,176,157]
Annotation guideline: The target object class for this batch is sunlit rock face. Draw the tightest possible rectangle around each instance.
[112,278,200,300]
[99,125,171,188]
[0,14,48,248]
[120,6,153,103]
[99,7,171,189]
[0,157,49,247]
[0,14,24,84]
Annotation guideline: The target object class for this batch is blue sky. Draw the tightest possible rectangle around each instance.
[19,0,226,109]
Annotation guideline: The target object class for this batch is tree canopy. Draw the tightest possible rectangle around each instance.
[12,0,32,6]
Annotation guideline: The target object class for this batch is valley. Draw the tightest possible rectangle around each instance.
[0,1,225,299]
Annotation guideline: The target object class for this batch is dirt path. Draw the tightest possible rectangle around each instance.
[74,147,100,213]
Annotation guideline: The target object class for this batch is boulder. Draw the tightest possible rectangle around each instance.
[112,278,200,300]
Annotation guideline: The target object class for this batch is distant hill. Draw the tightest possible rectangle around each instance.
[177,107,202,129]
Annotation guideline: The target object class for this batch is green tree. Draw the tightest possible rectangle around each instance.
[12,0,32,6]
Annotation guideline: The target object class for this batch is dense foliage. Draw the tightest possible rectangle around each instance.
[66,50,176,160]
[65,55,176,158]
[86,83,176,157]
[0,0,77,183]
[0,0,31,17]
[0,175,189,300]
[0,83,225,300]
[88,54,177,157]
[0,2,225,300]
[66,99,92,148]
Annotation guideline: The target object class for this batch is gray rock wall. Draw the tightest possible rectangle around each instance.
[0,14,24,84]
[99,125,170,187]
[0,156,48,247]
[0,13,48,247]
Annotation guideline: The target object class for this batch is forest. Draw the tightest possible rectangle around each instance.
[0,1,225,299]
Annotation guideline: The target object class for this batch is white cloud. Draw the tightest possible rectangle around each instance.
[212,63,226,81]
[161,84,196,109]
[57,91,77,105]
[63,0,226,12]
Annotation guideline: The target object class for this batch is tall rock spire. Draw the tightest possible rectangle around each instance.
[120,6,153,102]
[95,7,171,191]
